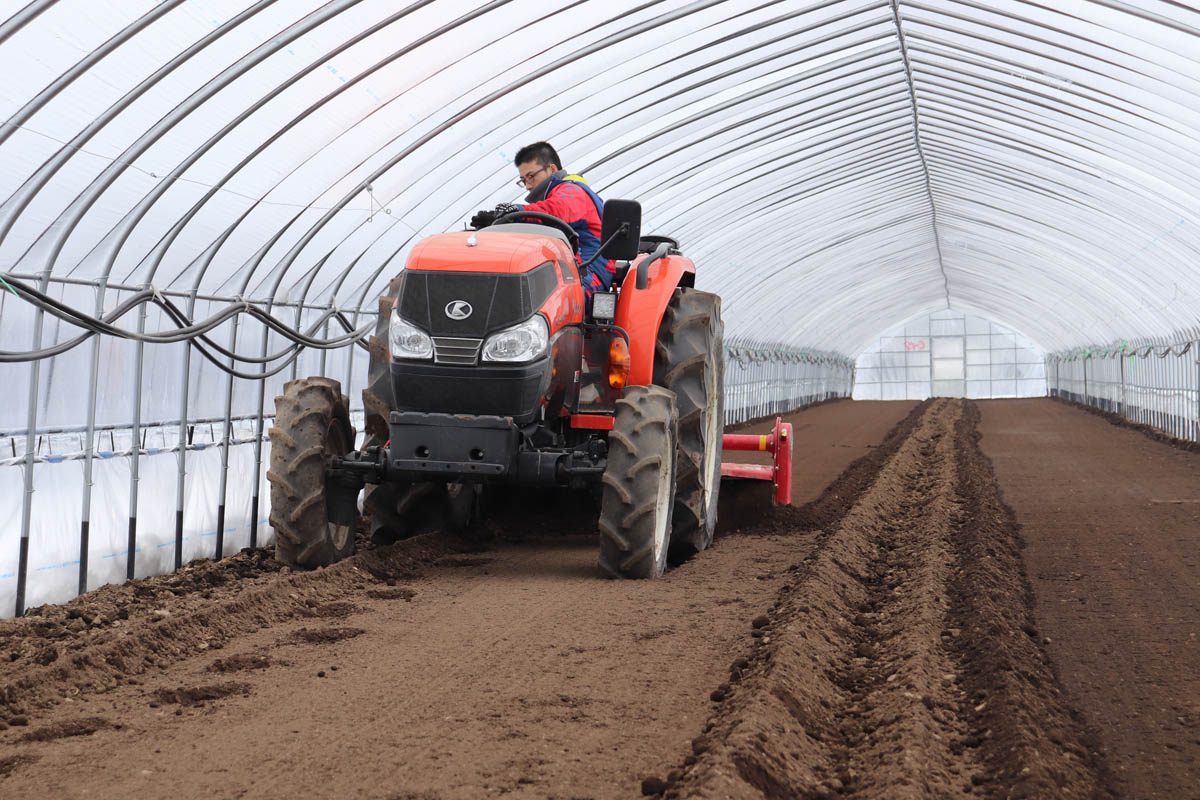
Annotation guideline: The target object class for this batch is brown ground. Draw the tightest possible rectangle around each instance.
[978,399,1200,800]
[0,397,1195,799]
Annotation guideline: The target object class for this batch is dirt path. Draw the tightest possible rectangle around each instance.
[978,398,1200,799]
[0,401,916,798]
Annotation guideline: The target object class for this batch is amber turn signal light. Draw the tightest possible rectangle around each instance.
[607,337,631,390]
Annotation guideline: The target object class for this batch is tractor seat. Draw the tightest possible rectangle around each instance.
[637,235,680,254]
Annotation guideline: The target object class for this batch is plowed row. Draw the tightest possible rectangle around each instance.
[668,399,1111,799]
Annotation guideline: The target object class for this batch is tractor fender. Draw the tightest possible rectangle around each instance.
[615,252,696,386]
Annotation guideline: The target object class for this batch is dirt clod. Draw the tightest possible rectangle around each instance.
[640,776,668,795]
[0,754,39,777]
[18,716,110,742]
[153,683,251,707]
[287,627,366,645]
[365,587,415,601]
[206,654,271,673]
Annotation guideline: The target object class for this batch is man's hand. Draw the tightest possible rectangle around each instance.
[469,203,521,229]
[492,202,520,220]
[470,208,496,229]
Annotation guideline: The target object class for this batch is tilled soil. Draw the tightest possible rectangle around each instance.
[978,399,1200,799]
[666,400,1111,800]
[0,397,1187,798]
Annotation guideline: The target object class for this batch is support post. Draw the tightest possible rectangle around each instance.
[126,295,148,581]
[78,278,107,596]
[215,315,239,561]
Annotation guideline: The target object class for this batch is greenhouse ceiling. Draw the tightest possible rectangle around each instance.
[1,0,1198,357]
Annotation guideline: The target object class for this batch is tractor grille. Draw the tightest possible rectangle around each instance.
[432,336,482,365]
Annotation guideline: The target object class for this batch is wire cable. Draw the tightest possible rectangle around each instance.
[0,273,375,376]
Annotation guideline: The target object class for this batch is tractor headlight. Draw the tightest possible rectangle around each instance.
[482,315,549,363]
[388,310,433,360]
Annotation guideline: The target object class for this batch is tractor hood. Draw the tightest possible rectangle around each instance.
[397,262,559,338]
[407,230,571,275]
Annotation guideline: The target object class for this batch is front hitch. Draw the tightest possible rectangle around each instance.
[326,447,387,524]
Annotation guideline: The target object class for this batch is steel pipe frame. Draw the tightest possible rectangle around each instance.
[10,0,1194,611]
[6,0,284,617]
[1047,336,1200,443]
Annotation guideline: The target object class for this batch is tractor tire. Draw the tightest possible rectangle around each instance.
[267,377,357,569]
[361,278,410,544]
[653,288,725,557]
[598,384,679,579]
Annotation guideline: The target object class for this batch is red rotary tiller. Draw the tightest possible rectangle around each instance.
[720,416,793,506]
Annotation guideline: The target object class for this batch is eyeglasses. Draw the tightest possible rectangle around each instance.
[515,164,552,187]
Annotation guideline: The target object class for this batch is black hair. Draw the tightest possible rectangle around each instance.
[514,141,561,171]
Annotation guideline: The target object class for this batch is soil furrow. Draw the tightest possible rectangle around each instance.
[0,532,469,721]
[660,399,1112,799]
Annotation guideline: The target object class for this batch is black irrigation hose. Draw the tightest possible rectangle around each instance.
[0,273,374,376]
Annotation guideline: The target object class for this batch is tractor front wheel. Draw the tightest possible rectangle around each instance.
[598,384,679,579]
[267,377,357,568]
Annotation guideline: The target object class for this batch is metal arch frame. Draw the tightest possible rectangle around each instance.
[911,59,1199,159]
[913,84,1200,200]
[602,70,913,199]
[918,129,1200,238]
[583,46,908,190]
[0,1,185,153]
[309,10,902,311]
[205,0,738,319]
[930,199,1174,341]
[309,9,906,311]
[6,0,287,616]
[681,162,930,269]
[718,221,945,341]
[902,7,1200,106]
[6,0,1200,613]
[6,0,542,604]
[914,109,1199,223]
[890,0,951,310]
[0,1,54,48]
[925,155,1199,281]
[674,166,932,286]
[640,116,920,235]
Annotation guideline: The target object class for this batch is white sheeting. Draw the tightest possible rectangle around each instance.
[1,0,1198,612]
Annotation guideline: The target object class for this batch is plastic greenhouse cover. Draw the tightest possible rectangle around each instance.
[0,0,1199,612]
[0,0,1194,363]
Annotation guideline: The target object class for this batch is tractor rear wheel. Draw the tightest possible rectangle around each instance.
[654,288,724,557]
[267,377,356,568]
[598,384,679,579]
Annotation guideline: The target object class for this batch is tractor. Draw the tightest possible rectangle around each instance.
[266,201,724,578]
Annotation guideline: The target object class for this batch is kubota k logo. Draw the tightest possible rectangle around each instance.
[444,300,473,320]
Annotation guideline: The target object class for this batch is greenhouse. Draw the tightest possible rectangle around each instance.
[0,2,1198,797]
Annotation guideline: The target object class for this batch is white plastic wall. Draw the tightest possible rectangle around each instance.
[854,310,1046,400]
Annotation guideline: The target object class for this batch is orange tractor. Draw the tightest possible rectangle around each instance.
[267,202,724,578]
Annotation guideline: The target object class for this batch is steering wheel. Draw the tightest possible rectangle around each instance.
[492,210,579,254]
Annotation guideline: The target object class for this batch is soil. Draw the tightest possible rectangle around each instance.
[0,397,1194,798]
[978,398,1200,799]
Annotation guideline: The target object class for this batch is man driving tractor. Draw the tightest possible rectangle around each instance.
[471,141,616,303]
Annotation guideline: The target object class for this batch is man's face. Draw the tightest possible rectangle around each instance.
[517,159,556,191]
